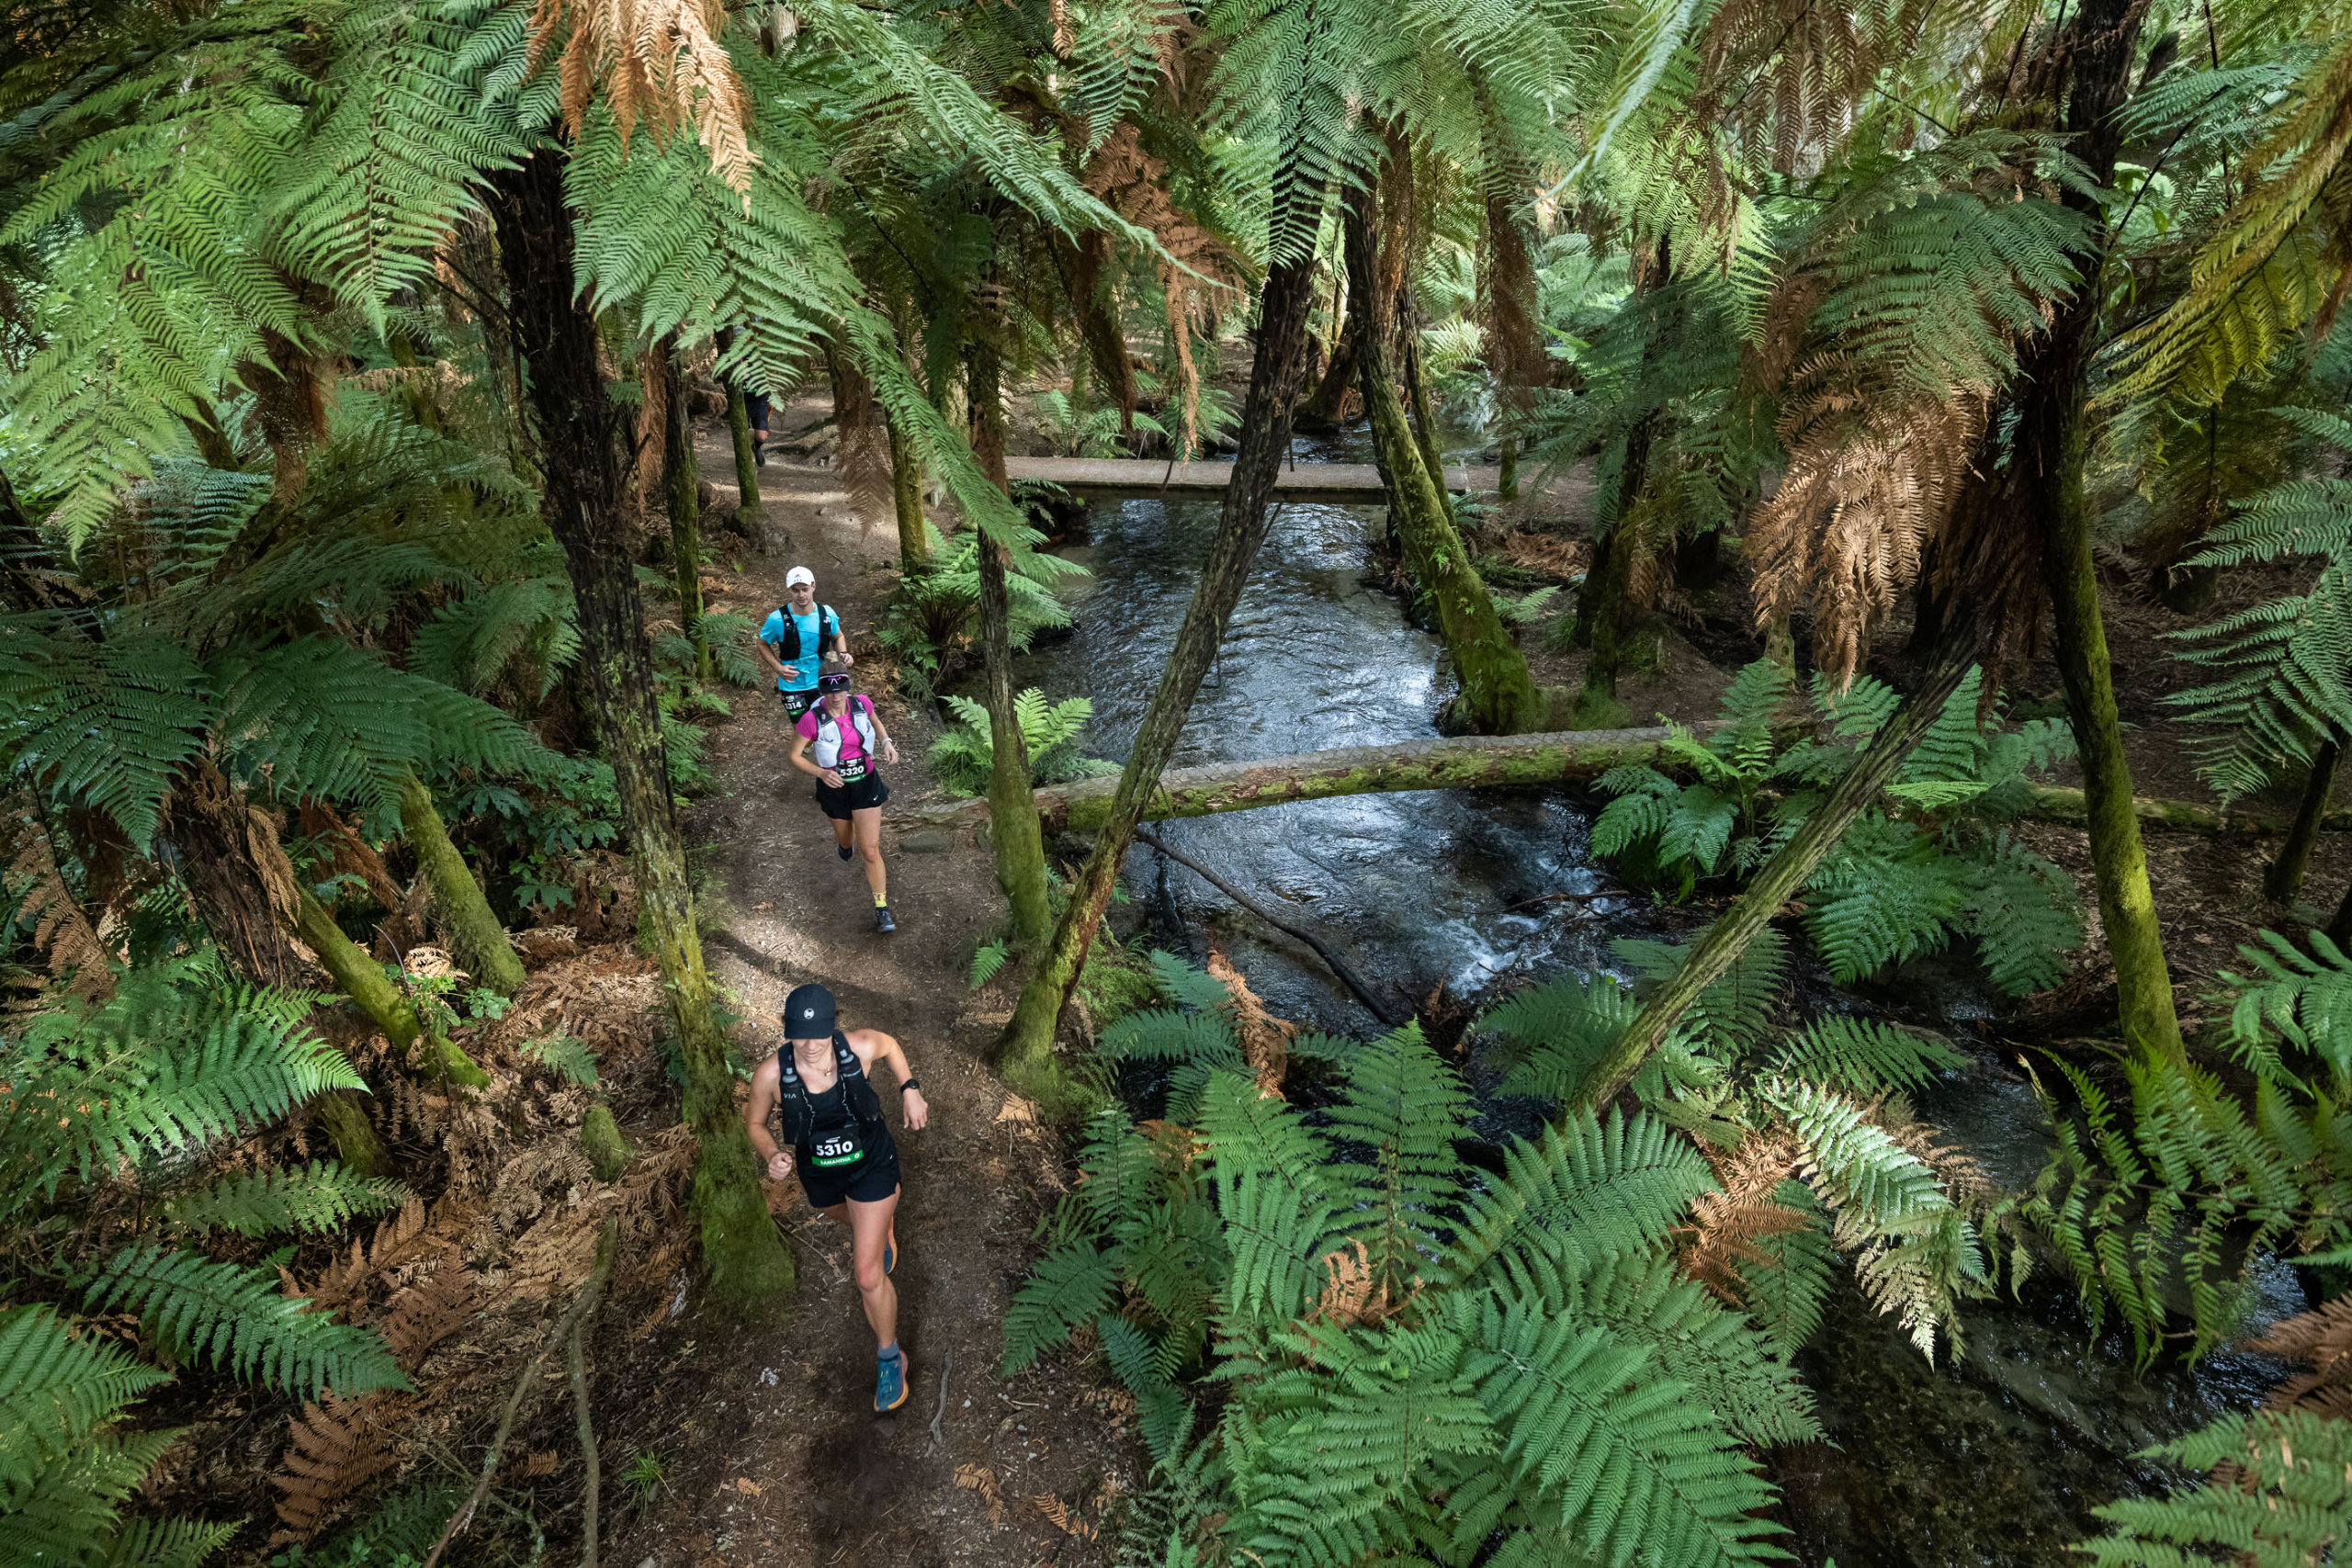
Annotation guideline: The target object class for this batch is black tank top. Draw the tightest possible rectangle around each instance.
[791,1071,894,1174]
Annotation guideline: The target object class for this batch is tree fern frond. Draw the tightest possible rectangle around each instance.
[0,1305,173,1493]
[83,1247,406,1399]
[160,1163,409,1237]
[1769,1016,1965,1094]
[998,1241,1126,1375]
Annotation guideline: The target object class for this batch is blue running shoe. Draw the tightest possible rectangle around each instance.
[875,1348,909,1413]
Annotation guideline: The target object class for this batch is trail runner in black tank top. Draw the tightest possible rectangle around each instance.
[743,983,929,1412]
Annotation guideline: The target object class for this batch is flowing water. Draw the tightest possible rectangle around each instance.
[970,484,2295,1567]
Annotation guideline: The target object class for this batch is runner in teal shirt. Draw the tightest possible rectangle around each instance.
[755,567,851,718]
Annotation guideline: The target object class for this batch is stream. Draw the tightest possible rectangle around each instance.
[971,473,2300,1566]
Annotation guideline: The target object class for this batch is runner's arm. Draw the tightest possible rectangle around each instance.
[786,731,844,788]
[743,1060,791,1180]
[830,612,854,667]
[865,701,900,766]
[850,1028,927,1131]
[752,625,791,683]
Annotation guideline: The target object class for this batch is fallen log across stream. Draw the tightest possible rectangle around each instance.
[899,725,2352,840]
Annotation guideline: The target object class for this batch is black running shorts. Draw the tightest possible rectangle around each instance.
[781,689,819,720]
[815,771,889,820]
[795,1144,900,1210]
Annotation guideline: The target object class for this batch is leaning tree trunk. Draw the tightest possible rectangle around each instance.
[715,326,763,515]
[660,338,713,684]
[991,190,1329,1100]
[2268,737,2343,905]
[292,886,488,1095]
[2015,0,2182,1066]
[398,773,527,998]
[966,335,1053,947]
[1344,184,1547,736]
[492,148,792,1314]
[1582,645,1978,1107]
[887,418,929,573]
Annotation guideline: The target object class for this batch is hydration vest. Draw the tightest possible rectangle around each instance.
[773,1032,888,1155]
[771,604,839,661]
[806,697,878,774]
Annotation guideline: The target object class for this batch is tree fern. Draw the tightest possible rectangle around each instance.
[83,1247,406,1400]
[1768,1016,1964,1095]
[928,688,1115,795]
[159,1163,409,1238]
[1322,1023,1470,1283]
[997,1239,1127,1376]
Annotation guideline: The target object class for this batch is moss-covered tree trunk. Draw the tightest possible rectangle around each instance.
[888,417,928,574]
[1481,186,1541,505]
[1344,186,1546,736]
[2267,738,2343,905]
[1295,312,1361,430]
[991,186,1329,1100]
[966,336,1053,946]
[1581,413,1654,709]
[714,326,763,515]
[660,338,712,684]
[1583,646,1977,1105]
[292,886,488,1093]
[2011,0,2181,1065]
[492,148,791,1314]
[398,773,527,998]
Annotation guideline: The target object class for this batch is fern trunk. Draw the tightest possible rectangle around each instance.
[1295,311,1361,430]
[888,416,929,573]
[661,339,712,685]
[715,326,763,516]
[1071,231,1138,442]
[967,337,1054,947]
[992,204,1328,1100]
[2268,738,2343,905]
[292,885,488,1091]
[1344,186,1546,736]
[2016,0,2181,1066]
[492,149,791,1317]
[398,773,526,998]
[1582,646,1977,1107]
[1481,186,1541,507]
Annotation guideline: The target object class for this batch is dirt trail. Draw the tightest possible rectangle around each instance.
[605,406,1136,1568]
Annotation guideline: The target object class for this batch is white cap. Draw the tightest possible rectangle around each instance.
[785,566,815,588]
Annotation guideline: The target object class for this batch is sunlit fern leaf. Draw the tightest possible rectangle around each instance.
[0,1305,174,1495]
[1449,1281,1789,1568]
[924,688,1105,795]
[1148,950,1241,1017]
[1198,1077,1341,1339]
[1324,1023,1470,1281]
[1804,817,1971,982]
[1482,971,1641,1106]
[2076,1406,2352,1568]
[1451,1109,1717,1284]
[1770,1016,1965,1094]
[1766,1079,1948,1226]
[83,1247,406,1400]
[1233,1321,1494,1564]
[1730,1180,1836,1358]
[520,1032,600,1087]
[2219,929,2352,1082]
[967,940,1012,989]
[160,1163,410,1237]
[997,1241,1127,1376]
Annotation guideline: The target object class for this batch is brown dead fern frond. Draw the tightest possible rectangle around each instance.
[529,0,756,199]
[380,1266,481,1372]
[1206,948,1295,1100]
[2247,1296,2352,1416]
[1682,1132,1809,1301]
[270,1393,397,1544]
[4,793,115,997]
[826,340,891,529]
[1310,1239,1417,1329]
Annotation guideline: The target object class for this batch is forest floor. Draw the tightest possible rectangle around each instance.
[596,404,1139,1568]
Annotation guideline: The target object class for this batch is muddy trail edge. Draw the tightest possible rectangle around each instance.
[605,408,1138,1568]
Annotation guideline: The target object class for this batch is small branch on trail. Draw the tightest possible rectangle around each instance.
[926,1348,954,1457]
[424,1217,617,1568]
[570,1306,604,1568]
[1136,826,1404,1027]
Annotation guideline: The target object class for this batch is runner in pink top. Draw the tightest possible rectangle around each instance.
[786,665,903,931]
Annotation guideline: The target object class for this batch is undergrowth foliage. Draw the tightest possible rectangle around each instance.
[1592,660,2083,994]
[0,959,406,1566]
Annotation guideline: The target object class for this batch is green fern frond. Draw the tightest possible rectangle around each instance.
[520,1032,600,1087]
[0,1305,174,1493]
[160,1162,409,1237]
[1324,1023,1470,1282]
[2218,928,2352,1081]
[2077,1405,2352,1567]
[1731,1181,1837,1358]
[1769,1016,1965,1094]
[968,941,1012,989]
[1482,971,1641,1105]
[82,1247,407,1399]
[998,1241,1127,1376]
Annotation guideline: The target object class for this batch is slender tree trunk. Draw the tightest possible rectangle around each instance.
[992,196,1329,1100]
[888,418,929,573]
[660,339,712,684]
[2018,0,2182,1066]
[715,327,763,515]
[1481,186,1541,506]
[1584,645,1976,1106]
[1581,417,1653,706]
[491,149,791,1314]
[292,886,488,1092]
[397,773,526,996]
[967,337,1052,945]
[2267,738,2343,905]
[1399,295,1456,528]
[1295,312,1361,430]
[2327,874,2352,953]
[1345,186,1546,735]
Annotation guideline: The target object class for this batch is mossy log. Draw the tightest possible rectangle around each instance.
[909,730,2352,843]
[581,1104,635,1180]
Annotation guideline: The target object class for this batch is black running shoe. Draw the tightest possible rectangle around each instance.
[752,440,767,468]
[838,843,854,861]
[875,905,897,933]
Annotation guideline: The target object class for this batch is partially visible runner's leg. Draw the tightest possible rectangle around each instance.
[854,806,888,907]
[847,1186,908,1410]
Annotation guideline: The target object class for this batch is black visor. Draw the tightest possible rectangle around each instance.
[819,672,852,693]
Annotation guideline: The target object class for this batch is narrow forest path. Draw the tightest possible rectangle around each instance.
[604,409,1136,1568]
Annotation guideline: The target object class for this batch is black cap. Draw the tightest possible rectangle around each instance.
[782,984,836,1039]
